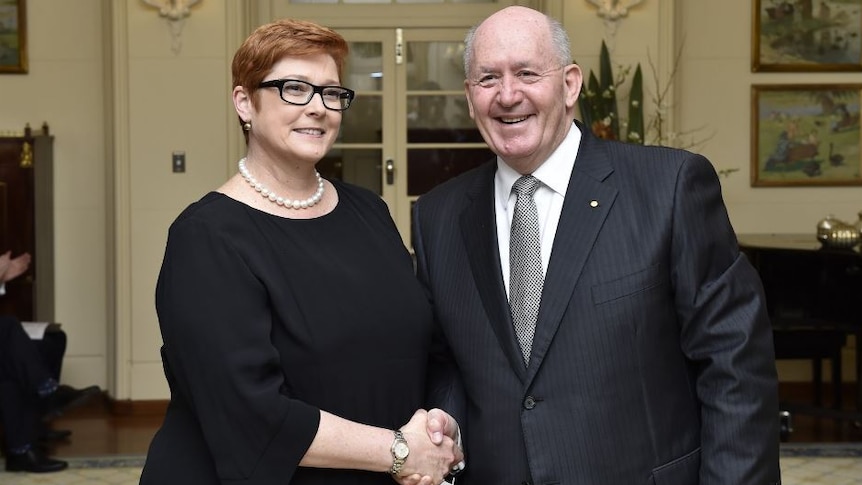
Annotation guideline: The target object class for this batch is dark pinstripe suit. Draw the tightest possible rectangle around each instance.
[413,123,781,485]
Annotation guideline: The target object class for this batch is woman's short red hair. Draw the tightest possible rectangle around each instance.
[232,18,349,114]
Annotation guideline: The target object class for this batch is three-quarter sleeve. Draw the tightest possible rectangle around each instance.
[156,215,320,483]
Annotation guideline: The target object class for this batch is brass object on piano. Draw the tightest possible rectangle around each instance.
[816,214,860,249]
[19,141,33,168]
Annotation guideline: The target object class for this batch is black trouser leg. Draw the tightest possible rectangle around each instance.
[0,379,37,451]
[35,329,66,381]
[0,315,53,395]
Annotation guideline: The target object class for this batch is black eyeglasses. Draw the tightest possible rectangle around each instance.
[258,79,355,111]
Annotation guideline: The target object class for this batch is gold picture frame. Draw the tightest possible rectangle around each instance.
[751,84,862,187]
[0,0,27,74]
[752,0,862,72]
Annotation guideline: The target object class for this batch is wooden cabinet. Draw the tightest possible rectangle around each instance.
[0,123,54,321]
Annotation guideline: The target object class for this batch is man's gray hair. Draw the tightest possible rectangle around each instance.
[462,11,571,76]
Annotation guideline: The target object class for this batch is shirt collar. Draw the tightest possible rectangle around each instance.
[495,122,581,205]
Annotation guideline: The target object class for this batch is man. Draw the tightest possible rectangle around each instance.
[412,6,781,485]
[0,251,101,473]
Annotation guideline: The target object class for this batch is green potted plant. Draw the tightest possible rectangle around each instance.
[578,40,644,144]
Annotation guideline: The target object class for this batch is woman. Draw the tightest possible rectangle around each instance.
[140,18,462,485]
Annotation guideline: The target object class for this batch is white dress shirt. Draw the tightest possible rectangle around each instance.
[495,122,581,297]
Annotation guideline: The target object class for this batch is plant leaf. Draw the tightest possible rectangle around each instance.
[626,64,644,144]
[599,40,620,138]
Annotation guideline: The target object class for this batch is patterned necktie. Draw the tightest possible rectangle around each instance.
[509,175,544,365]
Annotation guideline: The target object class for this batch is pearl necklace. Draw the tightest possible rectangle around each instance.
[238,158,325,209]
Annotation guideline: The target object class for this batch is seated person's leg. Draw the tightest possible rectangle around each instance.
[37,328,67,382]
[0,380,67,473]
[0,316,55,394]
[0,316,100,421]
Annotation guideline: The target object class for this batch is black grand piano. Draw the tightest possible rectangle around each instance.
[738,233,862,423]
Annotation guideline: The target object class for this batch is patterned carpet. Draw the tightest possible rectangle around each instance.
[0,447,860,485]
[780,443,862,458]
[781,456,862,485]
[0,466,143,484]
[778,444,862,485]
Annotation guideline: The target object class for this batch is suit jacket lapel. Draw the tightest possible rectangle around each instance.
[460,163,529,382]
[526,126,618,383]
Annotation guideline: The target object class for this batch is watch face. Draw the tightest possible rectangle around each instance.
[394,441,409,459]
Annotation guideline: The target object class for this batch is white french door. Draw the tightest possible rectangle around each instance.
[257,1,518,244]
[330,28,493,246]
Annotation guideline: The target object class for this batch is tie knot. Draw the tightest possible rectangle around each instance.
[512,175,540,197]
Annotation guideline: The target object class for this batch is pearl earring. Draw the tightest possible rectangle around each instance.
[242,121,251,132]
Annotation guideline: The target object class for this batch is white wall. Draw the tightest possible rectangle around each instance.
[567,0,862,234]
[0,0,237,399]
[119,0,236,399]
[678,0,862,233]
[0,0,109,390]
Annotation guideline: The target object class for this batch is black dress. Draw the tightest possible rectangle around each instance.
[140,180,435,485]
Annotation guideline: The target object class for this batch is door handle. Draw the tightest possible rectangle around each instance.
[385,158,394,185]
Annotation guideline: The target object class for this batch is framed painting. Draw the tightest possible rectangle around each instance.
[751,84,862,186]
[752,0,862,72]
[0,0,26,74]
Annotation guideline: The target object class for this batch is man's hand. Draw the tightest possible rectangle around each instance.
[425,408,465,480]
[392,409,464,485]
[425,408,459,446]
[0,251,31,283]
[0,251,10,280]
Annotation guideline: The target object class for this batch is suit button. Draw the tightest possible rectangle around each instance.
[523,396,536,409]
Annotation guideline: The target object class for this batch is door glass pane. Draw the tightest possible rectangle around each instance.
[290,0,493,2]
[343,43,383,143]
[406,42,465,91]
[407,147,493,195]
[320,149,383,195]
[395,0,495,3]
[407,94,479,141]
[406,39,488,196]
[345,42,383,91]
[342,94,382,143]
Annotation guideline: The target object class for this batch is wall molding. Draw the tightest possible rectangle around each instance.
[108,0,133,401]
[110,398,169,416]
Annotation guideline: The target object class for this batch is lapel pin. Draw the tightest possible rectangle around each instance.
[590,200,599,208]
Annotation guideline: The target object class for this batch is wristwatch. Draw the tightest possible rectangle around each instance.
[389,430,410,475]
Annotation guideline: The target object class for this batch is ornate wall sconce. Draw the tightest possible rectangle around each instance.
[586,0,645,41]
[141,0,202,54]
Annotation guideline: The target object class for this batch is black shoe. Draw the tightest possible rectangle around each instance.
[4,449,68,473]
[38,429,72,442]
[40,384,101,421]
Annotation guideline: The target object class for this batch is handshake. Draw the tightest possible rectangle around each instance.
[393,408,466,485]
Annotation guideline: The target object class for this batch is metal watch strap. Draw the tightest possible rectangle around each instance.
[389,429,408,475]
